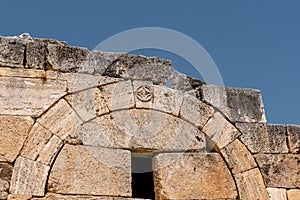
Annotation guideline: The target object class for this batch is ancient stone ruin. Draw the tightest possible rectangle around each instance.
[0,34,299,200]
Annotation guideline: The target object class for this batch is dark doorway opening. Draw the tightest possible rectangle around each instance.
[131,153,155,200]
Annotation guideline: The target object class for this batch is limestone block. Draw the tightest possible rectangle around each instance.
[78,109,205,151]
[133,80,153,109]
[26,40,46,69]
[220,139,257,174]
[48,144,131,196]
[7,194,32,200]
[32,193,150,200]
[91,50,125,74]
[103,54,172,85]
[202,112,241,150]
[0,76,67,116]
[153,86,183,116]
[180,94,214,128]
[98,81,135,111]
[267,188,287,200]
[234,168,269,200]
[287,189,300,200]
[153,153,238,200]
[237,123,289,153]
[0,36,25,68]
[37,99,83,140]
[10,156,50,196]
[20,123,63,165]
[255,154,300,188]
[287,125,300,153]
[0,116,33,162]
[0,67,46,78]
[0,163,13,200]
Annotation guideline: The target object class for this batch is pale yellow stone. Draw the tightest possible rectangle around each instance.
[48,144,131,196]
[267,188,287,200]
[37,99,83,140]
[0,67,45,78]
[133,80,153,109]
[287,189,300,200]
[202,112,241,150]
[10,156,50,196]
[20,123,63,165]
[7,194,32,200]
[235,168,269,200]
[0,116,33,162]
[32,193,150,200]
[153,153,238,200]
[220,139,257,174]
[0,76,67,117]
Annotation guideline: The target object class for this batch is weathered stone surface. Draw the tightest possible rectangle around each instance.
[48,144,131,196]
[37,99,83,140]
[153,153,238,200]
[0,36,25,68]
[0,163,13,200]
[20,123,63,165]
[267,188,287,200]
[153,86,183,116]
[26,40,46,69]
[32,193,149,200]
[133,80,153,109]
[77,109,205,151]
[220,139,257,174]
[255,154,300,188]
[103,54,172,85]
[235,168,269,200]
[0,67,46,78]
[287,189,300,200]
[180,94,214,128]
[287,125,300,153]
[237,123,289,153]
[98,81,135,111]
[7,194,32,200]
[0,76,67,116]
[0,116,33,162]
[202,112,241,150]
[10,156,50,196]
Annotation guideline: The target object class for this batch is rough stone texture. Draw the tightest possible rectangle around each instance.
[202,112,241,150]
[255,154,300,188]
[0,36,25,68]
[0,116,33,162]
[287,189,300,200]
[25,40,46,69]
[37,99,83,140]
[180,94,214,128]
[0,76,67,116]
[237,123,289,153]
[0,163,13,200]
[133,80,154,109]
[77,109,205,151]
[32,193,149,200]
[220,139,257,174]
[287,125,300,153]
[235,168,269,200]
[10,156,50,196]
[48,144,131,196]
[267,188,287,200]
[20,123,63,165]
[0,67,46,78]
[103,54,173,85]
[153,153,238,200]
[7,194,32,200]
[153,86,183,116]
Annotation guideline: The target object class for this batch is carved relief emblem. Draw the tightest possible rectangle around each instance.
[136,85,153,102]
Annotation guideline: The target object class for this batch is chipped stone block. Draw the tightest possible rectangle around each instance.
[202,112,241,150]
[180,94,214,128]
[287,189,300,200]
[287,125,300,153]
[26,40,46,69]
[220,139,257,174]
[237,123,289,153]
[133,80,154,109]
[0,36,25,68]
[48,144,131,196]
[0,116,33,162]
[235,168,269,200]
[77,109,205,151]
[153,153,238,200]
[0,163,13,200]
[103,54,172,85]
[10,157,50,196]
[267,188,287,200]
[37,99,83,140]
[0,67,46,78]
[20,123,63,165]
[32,193,150,200]
[153,86,183,116]
[255,154,300,188]
[0,76,67,116]
[7,194,32,200]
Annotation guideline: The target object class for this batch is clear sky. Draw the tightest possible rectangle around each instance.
[0,0,299,125]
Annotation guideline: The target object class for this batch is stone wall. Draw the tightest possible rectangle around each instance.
[0,34,299,200]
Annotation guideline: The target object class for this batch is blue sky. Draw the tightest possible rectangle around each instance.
[0,0,299,124]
